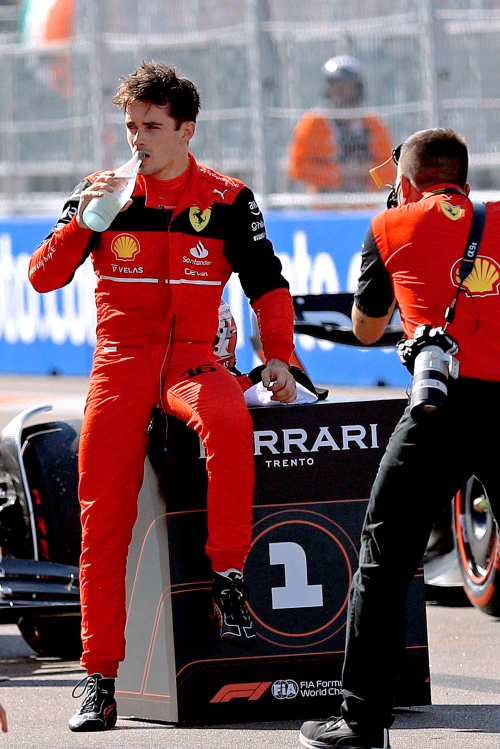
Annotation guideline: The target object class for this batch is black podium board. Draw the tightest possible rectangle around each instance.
[116,398,431,724]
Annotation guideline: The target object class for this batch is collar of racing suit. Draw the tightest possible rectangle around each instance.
[137,152,219,216]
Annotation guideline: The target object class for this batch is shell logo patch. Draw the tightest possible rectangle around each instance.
[451,255,500,296]
[189,206,212,232]
[111,234,140,261]
[440,202,464,221]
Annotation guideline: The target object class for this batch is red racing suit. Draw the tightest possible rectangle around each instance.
[29,153,295,676]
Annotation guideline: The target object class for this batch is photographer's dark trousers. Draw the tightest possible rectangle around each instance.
[340,377,500,729]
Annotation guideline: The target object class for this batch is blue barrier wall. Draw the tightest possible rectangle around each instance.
[0,211,408,386]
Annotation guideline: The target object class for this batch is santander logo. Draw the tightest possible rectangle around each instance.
[190,241,209,259]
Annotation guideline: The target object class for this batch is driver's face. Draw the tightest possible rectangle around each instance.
[124,100,195,180]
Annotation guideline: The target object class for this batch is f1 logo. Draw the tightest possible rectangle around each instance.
[210,682,272,703]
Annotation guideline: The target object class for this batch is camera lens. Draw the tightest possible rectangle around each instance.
[410,346,450,420]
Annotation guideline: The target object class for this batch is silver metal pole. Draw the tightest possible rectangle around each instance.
[419,0,440,128]
[82,0,106,169]
[245,0,267,205]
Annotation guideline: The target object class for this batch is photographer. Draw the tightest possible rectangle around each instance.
[299,128,500,749]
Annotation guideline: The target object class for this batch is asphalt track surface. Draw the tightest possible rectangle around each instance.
[1,374,500,748]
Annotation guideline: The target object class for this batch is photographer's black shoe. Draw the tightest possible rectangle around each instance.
[211,570,257,648]
[68,673,117,732]
[299,717,390,748]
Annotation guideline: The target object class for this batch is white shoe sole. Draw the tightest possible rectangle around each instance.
[299,726,390,749]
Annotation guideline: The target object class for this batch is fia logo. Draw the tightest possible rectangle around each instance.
[190,241,209,259]
[271,680,299,700]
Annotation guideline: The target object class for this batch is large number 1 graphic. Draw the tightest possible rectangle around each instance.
[269,541,323,610]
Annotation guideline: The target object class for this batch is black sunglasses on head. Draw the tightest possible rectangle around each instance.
[386,143,403,208]
[392,143,402,164]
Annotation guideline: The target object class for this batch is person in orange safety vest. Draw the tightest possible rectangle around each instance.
[288,56,395,200]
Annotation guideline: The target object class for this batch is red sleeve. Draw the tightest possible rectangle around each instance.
[235,373,254,392]
[252,287,295,366]
[29,177,95,292]
[29,216,93,292]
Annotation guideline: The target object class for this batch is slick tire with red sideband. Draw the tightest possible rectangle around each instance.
[454,477,500,616]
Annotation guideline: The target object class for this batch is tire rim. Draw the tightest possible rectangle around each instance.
[455,478,498,585]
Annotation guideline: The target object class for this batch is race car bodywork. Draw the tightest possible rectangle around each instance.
[0,406,81,658]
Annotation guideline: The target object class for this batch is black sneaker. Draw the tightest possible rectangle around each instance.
[68,673,117,732]
[299,717,390,748]
[211,570,257,648]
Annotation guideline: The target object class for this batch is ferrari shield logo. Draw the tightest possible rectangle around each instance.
[189,205,212,232]
[440,202,463,221]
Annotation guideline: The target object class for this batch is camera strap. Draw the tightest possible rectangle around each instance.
[444,201,486,328]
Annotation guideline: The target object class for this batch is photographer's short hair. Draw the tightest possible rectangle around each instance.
[400,128,468,190]
[113,60,200,130]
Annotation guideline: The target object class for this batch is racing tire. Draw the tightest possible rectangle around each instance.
[17,615,82,660]
[453,477,500,616]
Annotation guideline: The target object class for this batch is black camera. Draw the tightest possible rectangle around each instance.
[397,325,459,419]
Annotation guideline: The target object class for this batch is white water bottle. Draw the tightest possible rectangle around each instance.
[83,151,144,232]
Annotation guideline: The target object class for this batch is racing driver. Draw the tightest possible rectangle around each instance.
[29,60,296,732]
